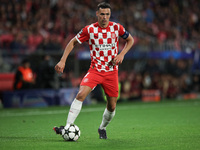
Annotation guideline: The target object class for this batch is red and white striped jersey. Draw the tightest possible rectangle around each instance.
[75,21,126,72]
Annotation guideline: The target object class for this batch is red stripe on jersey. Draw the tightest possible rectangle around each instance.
[99,39,103,44]
[107,38,111,44]
[109,22,113,26]
[89,45,92,50]
[113,66,117,70]
[98,28,102,33]
[104,56,108,62]
[115,37,118,42]
[97,65,101,69]
[94,33,98,39]
[108,50,111,55]
[105,66,109,71]
[91,39,95,44]
[103,33,107,39]
[106,27,111,32]
[89,27,94,33]
[100,51,104,56]
[94,59,98,64]
[114,25,118,30]
[93,50,96,56]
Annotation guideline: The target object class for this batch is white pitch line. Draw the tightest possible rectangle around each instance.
[0,101,199,117]
[0,107,105,117]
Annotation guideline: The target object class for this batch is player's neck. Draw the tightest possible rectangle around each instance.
[98,22,109,28]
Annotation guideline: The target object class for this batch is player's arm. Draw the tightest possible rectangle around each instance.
[55,37,79,74]
[113,33,134,65]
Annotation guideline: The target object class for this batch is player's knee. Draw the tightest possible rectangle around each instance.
[107,105,116,112]
[76,86,92,101]
[111,105,116,112]
[107,98,117,112]
[76,91,86,101]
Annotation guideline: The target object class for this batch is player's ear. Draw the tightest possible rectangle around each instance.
[96,10,99,17]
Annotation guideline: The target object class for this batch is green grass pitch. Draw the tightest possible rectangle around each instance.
[0,100,200,150]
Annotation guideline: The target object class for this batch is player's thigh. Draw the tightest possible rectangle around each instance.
[102,71,118,97]
[80,69,103,89]
[76,86,92,101]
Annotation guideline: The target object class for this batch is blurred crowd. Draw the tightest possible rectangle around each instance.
[119,57,200,100]
[0,0,200,53]
[0,0,200,100]
[10,56,200,100]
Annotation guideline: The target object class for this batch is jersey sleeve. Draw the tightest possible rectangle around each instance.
[75,27,89,44]
[119,24,126,36]
[119,24,129,39]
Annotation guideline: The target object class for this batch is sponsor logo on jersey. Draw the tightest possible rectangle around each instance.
[95,43,116,51]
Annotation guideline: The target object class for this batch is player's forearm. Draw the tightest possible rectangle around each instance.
[120,35,134,56]
[60,37,77,63]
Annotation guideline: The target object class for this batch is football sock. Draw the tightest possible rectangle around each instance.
[66,98,83,128]
[99,108,115,130]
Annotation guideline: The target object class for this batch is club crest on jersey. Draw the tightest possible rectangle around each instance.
[111,33,116,39]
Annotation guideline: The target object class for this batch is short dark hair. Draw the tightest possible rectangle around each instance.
[97,2,111,10]
[21,59,29,64]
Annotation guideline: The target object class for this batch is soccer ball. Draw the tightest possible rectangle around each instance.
[61,124,81,141]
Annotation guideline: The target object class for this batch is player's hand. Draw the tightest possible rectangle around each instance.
[55,61,65,74]
[113,54,124,65]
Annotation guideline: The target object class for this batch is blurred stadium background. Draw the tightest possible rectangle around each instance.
[0,0,200,108]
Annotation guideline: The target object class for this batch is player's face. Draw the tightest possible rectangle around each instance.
[96,8,111,28]
[24,62,30,68]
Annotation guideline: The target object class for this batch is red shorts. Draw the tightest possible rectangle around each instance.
[80,68,118,97]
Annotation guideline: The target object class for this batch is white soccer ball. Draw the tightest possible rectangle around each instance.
[61,124,81,141]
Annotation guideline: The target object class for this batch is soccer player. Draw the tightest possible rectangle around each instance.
[53,2,134,139]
